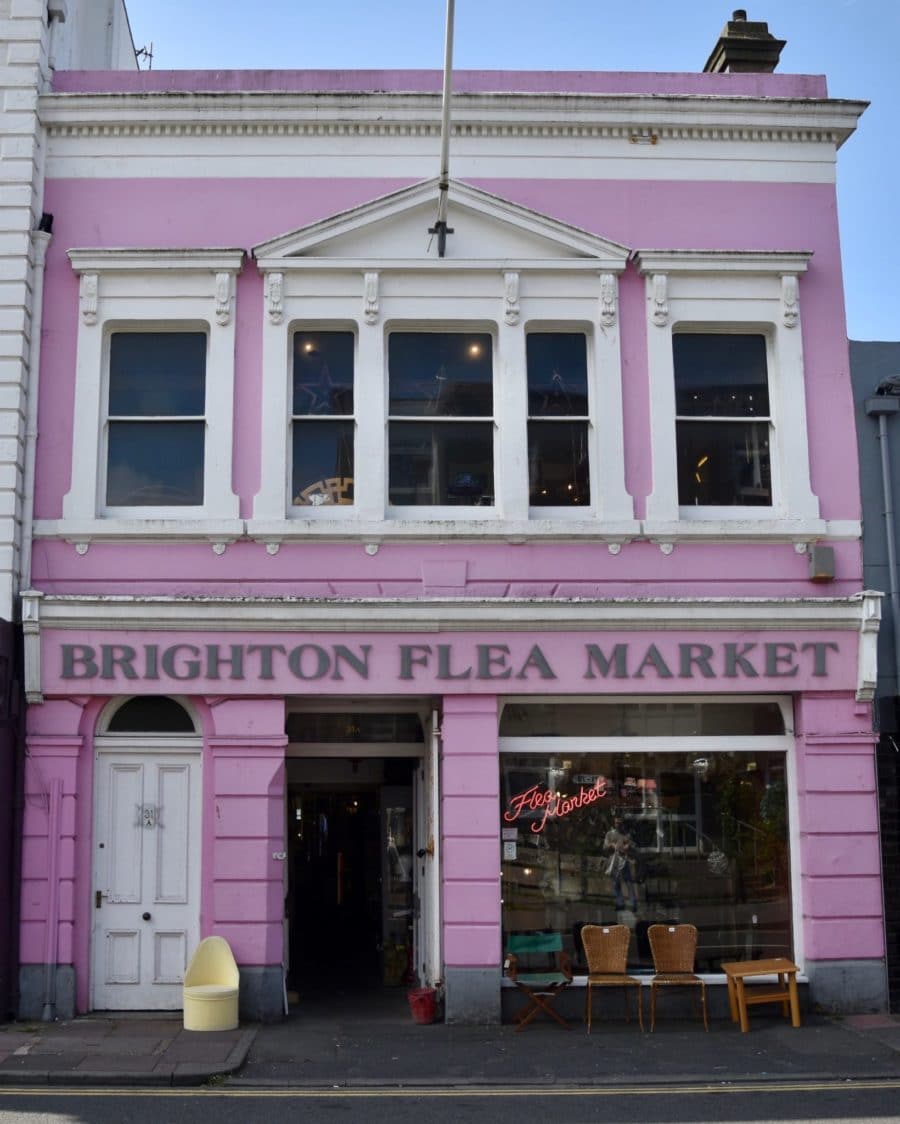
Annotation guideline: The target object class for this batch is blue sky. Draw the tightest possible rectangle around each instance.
[122,0,897,342]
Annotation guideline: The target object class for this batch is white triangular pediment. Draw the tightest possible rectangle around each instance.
[253,178,630,269]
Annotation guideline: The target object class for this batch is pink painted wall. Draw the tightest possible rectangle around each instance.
[204,699,287,967]
[795,694,885,963]
[441,695,501,969]
[33,172,861,599]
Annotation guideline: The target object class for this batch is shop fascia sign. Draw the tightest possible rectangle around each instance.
[57,637,840,684]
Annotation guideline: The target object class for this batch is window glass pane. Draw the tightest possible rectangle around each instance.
[107,696,196,733]
[674,334,769,417]
[286,712,424,743]
[527,333,588,416]
[292,420,354,506]
[389,333,493,417]
[388,421,493,505]
[500,750,791,972]
[106,420,204,505]
[292,331,354,415]
[109,333,206,416]
[528,421,590,506]
[677,419,771,506]
[500,701,785,737]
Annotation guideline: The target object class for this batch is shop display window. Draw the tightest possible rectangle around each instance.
[500,746,791,974]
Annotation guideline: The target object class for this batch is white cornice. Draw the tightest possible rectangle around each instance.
[633,249,812,275]
[39,92,866,148]
[67,248,246,273]
[27,591,878,634]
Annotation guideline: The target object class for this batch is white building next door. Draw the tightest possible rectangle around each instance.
[92,744,201,1010]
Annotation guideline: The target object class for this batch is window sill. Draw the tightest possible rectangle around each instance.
[34,518,245,546]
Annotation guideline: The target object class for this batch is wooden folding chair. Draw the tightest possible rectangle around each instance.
[504,932,573,1031]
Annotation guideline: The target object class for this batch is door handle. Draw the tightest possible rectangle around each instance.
[142,912,151,921]
[95,890,102,909]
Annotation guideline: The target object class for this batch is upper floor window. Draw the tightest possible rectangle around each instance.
[106,332,207,507]
[291,330,355,507]
[388,331,494,506]
[674,333,771,507]
[527,332,590,507]
[59,248,243,533]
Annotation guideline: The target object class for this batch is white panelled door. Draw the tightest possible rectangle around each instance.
[92,747,201,1010]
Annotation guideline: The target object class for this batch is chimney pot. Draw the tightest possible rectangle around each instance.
[733,9,747,19]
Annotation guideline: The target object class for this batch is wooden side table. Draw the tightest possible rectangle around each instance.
[721,958,801,1033]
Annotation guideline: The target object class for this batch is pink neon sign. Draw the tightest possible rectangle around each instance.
[504,778,608,834]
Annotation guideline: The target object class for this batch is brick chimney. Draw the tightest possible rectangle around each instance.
[703,10,786,73]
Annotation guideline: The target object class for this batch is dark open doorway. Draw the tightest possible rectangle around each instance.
[286,757,416,996]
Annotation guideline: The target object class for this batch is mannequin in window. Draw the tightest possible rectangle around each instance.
[604,816,638,912]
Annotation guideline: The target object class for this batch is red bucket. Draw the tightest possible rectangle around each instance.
[407,987,438,1024]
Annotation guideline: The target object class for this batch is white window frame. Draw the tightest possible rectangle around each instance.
[635,251,823,540]
[251,264,636,541]
[58,249,243,539]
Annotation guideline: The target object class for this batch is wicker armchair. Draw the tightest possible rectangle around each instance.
[580,924,643,1033]
[647,923,708,1031]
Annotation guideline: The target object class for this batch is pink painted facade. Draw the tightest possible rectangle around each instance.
[18,62,885,1022]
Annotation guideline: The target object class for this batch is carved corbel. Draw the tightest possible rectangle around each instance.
[782,274,800,329]
[651,273,668,327]
[363,271,379,325]
[21,591,42,704]
[265,272,284,324]
[214,272,233,326]
[856,590,883,701]
[599,272,617,328]
[79,272,98,326]
[503,271,520,326]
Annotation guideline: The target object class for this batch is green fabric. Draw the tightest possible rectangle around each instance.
[507,932,563,955]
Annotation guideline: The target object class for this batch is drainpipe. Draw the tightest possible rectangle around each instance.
[428,0,455,257]
[865,384,900,707]
[41,778,62,1021]
[21,222,52,594]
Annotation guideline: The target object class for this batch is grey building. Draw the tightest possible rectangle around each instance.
[851,340,900,1012]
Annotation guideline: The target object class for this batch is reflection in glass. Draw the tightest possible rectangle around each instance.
[389,333,493,417]
[293,331,354,415]
[677,419,771,506]
[107,420,204,506]
[389,421,494,506]
[501,750,791,974]
[528,421,590,506]
[108,333,206,416]
[674,334,772,507]
[291,331,355,506]
[106,333,206,507]
[674,334,769,417]
[527,334,588,416]
[292,420,354,506]
[527,334,589,507]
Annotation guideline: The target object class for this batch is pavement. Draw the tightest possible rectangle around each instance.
[0,992,898,1089]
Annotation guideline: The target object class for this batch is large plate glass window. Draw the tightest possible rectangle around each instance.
[388,332,494,506]
[292,330,355,507]
[106,332,206,506]
[500,701,792,975]
[527,333,590,506]
[674,333,771,507]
